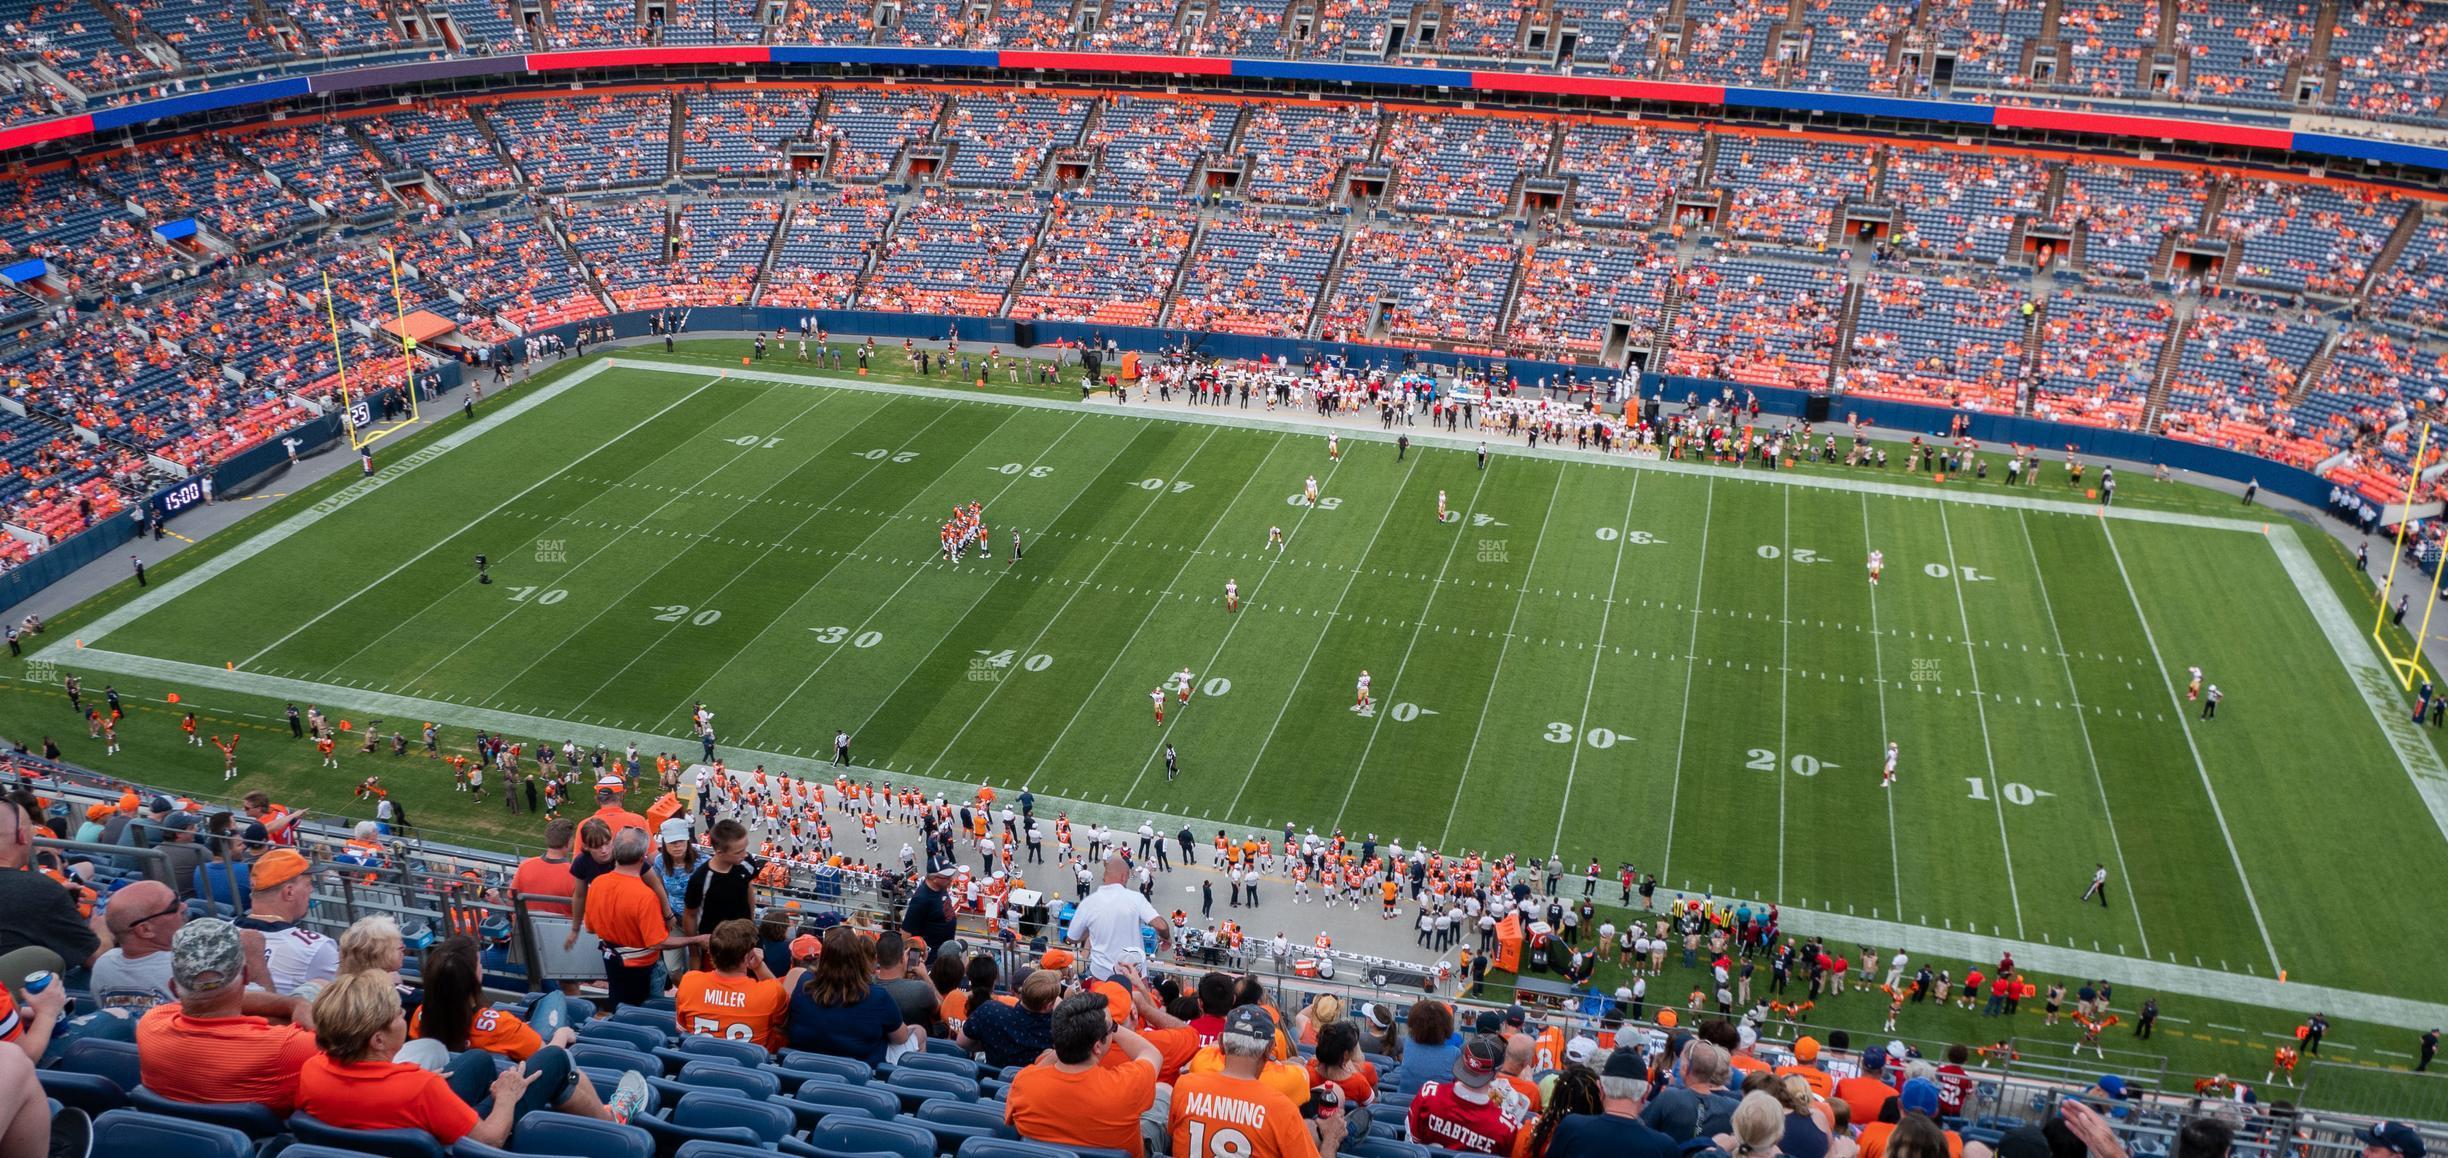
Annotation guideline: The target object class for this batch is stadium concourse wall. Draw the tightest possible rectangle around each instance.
[4,46,2448,175]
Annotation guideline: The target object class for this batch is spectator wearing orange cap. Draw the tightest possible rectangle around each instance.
[1774,1035,1834,1100]
[590,774,651,838]
[237,849,338,996]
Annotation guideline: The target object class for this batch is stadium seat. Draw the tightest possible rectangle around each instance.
[611,1006,680,1039]
[581,1021,669,1055]
[572,1042,662,1075]
[37,1069,126,1117]
[956,1140,1110,1158]
[915,1099,1014,1151]
[630,1110,764,1158]
[515,1110,657,1158]
[780,1052,873,1084]
[291,1111,452,1158]
[885,1069,978,1104]
[793,1082,902,1121]
[678,1059,780,1099]
[57,1036,143,1091]
[288,1148,406,1158]
[90,1109,255,1158]
[813,1115,935,1158]
[678,1036,771,1069]
[922,1037,971,1059]
[1347,1135,1431,1158]
[890,1052,979,1081]
[674,1092,795,1144]
[674,1144,799,1158]
[131,1086,287,1139]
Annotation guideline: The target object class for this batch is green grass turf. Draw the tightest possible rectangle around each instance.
[32,357,2448,1013]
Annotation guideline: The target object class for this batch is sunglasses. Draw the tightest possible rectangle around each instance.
[127,904,184,928]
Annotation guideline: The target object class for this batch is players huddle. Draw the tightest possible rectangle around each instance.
[940,501,990,562]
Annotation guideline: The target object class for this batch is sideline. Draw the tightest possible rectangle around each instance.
[41,642,2448,1030]
[613,358,2280,534]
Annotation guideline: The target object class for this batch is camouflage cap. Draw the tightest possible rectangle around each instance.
[171,917,244,994]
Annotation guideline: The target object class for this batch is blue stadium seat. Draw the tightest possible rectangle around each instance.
[581,1020,669,1054]
[675,1144,799,1158]
[90,1109,255,1158]
[610,1007,680,1040]
[768,1062,854,1093]
[916,1100,1014,1151]
[288,1148,406,1158]
[957,1139,1103,1158]
[630,1110,763,1158]
[779,1052,872,1084]
[1345,1139,1432,1158]
[514,1110,657,1158]
[571,1042,662,1075]
[678,1059,779,1099]
[678,1036,770,1070]
[37,1069,126,1116]
[890,1052,979,1081]
[675,1092,794,1144]
[290,1111,452,1158]
[57,1036,142,1091]
[793,1082,902,1121]
[922,1037,971,1059]
[883,1070,977,1106]
[131,1086,287,1139]
[813,1116,934,1158]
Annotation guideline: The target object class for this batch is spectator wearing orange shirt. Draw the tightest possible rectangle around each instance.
[584,826,705,1008]
[134,918,319,1117]
[296,970,645,1148]
[675,919,789,1053]
[1171,1005,1341,1158]
[410,936,573,1062]
[1007,991,1162,1157]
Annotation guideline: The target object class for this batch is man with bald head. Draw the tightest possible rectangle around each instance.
[90,880,183,1010]
[1067,851,1170,977]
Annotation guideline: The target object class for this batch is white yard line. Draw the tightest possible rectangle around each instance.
[835,425,1145,747]
[1936,501,2026,939]
[419,383,859,699]
[240,367,710,669]
[1861,495,1904,921]
[1545,471,1642,859]
[1018,433,1281,792]
[1326,465,1492,835]
[1656,478,1715,887]
[561,402,1001,725]
[1776,485,1793,900]
[726,413,1092,748]
[2017,510,2151,960]
[1437,467,1566,848]
[1220,454,1422,822]
[2100,515,2284,974]
[917,427,1225,782]
[2263,525,2448,851]
[320,382,851,682]
[1113,444,1348,807]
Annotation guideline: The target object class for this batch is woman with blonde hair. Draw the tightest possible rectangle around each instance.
[1710,1091,1788,1158]
[337,915,404,979]
[1295,993,1345,1046]
[293,970,644,1148]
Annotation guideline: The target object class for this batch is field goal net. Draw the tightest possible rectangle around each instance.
[2371,421,2442,690]
[324,247,423,453]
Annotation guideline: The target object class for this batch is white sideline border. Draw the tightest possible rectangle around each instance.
[36,356,2448,1029]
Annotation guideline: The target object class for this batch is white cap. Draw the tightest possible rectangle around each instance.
[658,818,692,844]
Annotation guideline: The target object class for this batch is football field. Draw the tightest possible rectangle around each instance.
[59,357,2448,1004]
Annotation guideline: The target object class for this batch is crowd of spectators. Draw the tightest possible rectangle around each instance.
[1840,273,2029,410]
[818,87,945,182]
[2215,179,2398,298]
[859,192,1042,316]
[1884,149,2047,265]
[1008,200,1194,327]
[2031,292,2167,429]
[1236,101,1379,207]
[1665,258,1845,390]
[1385,113,1551,219]
[762,187,895,309]
[495,93,676,194]
[2053,163,2211,282]
[1073,96,1236,205]
[1715,136,1873,251]
[1555,123,1700,230]
[1165,209,1342,338]
[681,90,826,181]
[1319,225,1517,348]
[1506,234,1674,360]
[356,105,524,201]
[943,92,1091,190]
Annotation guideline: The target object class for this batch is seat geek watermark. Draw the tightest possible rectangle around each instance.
[535,538,567,563]
[1477,538,1509,563]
